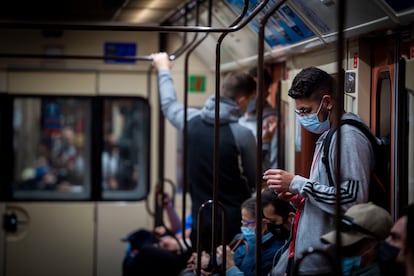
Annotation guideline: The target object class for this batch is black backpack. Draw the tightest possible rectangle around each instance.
[321,119,390,211]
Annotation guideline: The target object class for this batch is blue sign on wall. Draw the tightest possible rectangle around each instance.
[104,42,137,64]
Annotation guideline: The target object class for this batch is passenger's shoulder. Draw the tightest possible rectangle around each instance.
[341,112,366,125]
[339,116,372,145]
[230,123,256,146]
[233,122,255,134]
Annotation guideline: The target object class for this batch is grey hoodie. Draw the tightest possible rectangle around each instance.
[285,112,374,275]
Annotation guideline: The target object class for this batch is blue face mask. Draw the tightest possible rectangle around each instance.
[240,227,255,240]
[297,99,330,134]
[342,256,361,276]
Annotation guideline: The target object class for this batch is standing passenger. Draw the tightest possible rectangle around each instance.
[151,52,257,252]
[263,67,375,275]
[239,67,278,173]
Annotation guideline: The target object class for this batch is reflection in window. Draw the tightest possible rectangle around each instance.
[13,97,91,199]
[377,74,392,138]
[102,98,149,200]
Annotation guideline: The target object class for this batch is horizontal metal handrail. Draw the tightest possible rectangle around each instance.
[0,0,268,33]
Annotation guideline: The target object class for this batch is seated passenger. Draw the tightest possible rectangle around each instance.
[184,189,295,276]
[218,189,295,276]
[320,202,393,276]
[122,229,185,276]
[122,191,192,276]
[183,197,258,276]
[380,203,414,276]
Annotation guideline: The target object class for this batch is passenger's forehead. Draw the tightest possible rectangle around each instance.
[392,216,408,236]
[294,98,317,109]
[241,208,254,218]
[263,204,281,219]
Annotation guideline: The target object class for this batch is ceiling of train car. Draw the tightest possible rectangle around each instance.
[1,0,413,33]
[1,0,413,71]
[0,0,186,24]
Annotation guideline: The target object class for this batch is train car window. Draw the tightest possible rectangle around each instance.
[408,90,414,203]
[225,1,315,47]
[12,97,91,200]
[376,71,392,138]
[294,0,388,36]
[101,98,150,201]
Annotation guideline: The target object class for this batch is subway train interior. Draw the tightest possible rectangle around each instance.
[0,0,414,275]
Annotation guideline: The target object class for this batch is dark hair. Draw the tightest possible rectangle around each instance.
[261,188,295,220]
[288,67,334,101]
[241,197,257,219]
[221,71,256,100]
[248,67,273,88]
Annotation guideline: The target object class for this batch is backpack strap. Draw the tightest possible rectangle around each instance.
[340,119,379,153]
[322,126,336,187]
[321,118,377,187]
[341,120,388,197]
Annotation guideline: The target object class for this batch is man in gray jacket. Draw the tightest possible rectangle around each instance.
[263,67,374,275]
[152,52,257,252]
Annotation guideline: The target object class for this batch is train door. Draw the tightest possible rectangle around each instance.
[3,203,95,276]
[0,72,152,276]
[395,55,414,210]
[1,92,96,276]
[371,38,394,214]
[371,35,414,216]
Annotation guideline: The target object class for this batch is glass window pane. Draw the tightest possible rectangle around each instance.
[101,98,149,200]
[13,97,91,200]
[379,77,392,138]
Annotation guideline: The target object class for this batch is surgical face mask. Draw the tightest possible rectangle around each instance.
[378,241,405,275]
[241,226,255,240]
[342,256,361,276]
[296,99,330,134]
[267,223,290,240]
[378,241,401,263]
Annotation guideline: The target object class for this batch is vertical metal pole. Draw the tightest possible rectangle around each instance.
[154,32,169,228]
[257,1,287,275]
[211,0,250,273]
[334,0,346,274]
[181,0,205,251]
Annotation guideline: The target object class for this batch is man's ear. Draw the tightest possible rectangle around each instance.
[324,95,334,111]
[288,212,296,225]
[262,219,268,232]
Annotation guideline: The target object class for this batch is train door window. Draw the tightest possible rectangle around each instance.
[408,90,414,203]
[12,97,91,200]
[101,98,150,200]
[376,71,392,138]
